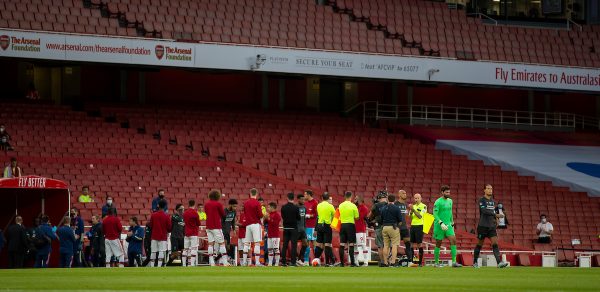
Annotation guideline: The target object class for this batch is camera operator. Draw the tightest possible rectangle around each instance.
[368,191,388,267]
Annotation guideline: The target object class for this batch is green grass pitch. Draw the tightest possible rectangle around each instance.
[0,266,598,291]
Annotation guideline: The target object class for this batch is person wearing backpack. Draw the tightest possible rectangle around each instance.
[34,215,57,268]
[368,191,388,267]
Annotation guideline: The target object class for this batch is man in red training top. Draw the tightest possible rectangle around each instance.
[264,202,282,266]
[242,188,264,266]
[183,199,201,267]
[148,199,172,267]
[102,207,124,268]
[205,189,229,266]
[303,190,318,263]
[354,196,370,266]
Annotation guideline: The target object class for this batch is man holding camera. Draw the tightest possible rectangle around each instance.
[369,191,387,267]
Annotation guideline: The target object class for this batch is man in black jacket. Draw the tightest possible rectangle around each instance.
[5,216,28,268]
[88,215,105,267]
[281,193,301,266]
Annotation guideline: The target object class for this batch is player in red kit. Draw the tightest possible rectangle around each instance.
[102,208,124,267]
[183,199,201,267]
[242,188,264,266]
[237,209,248,266]
[264,202,282,266]
[354,196,370,266]
[205,190,229,266]
[148,199,172,267]
[303,190,318,262]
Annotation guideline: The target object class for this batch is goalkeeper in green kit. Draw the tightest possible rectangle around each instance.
[433,185,462,268]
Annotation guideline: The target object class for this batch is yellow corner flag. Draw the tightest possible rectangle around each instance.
[422,213,435,234]
[330,209,341,232]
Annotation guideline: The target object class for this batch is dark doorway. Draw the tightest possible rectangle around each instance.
[319,79,344,112]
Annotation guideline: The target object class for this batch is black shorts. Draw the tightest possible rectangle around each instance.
[316,223,332,244]
[410,226,424,243]
[170,237,184,252]
[477,226,498,240]
[400,228,410,240]
[297,230,307,241]
[339,223,356,244]
[223,232,231,245]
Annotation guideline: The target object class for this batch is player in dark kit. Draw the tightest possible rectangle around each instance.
[395,190,417,267]
[473,184,509,268]
[222,199,238,260]
[296,194,309,266]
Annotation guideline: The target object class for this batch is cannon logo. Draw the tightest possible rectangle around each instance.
[0,35,9,50]
[155,45,164,60]
[6,36,41,52]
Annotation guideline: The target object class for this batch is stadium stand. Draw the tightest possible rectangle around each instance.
[2,0,600,267]
[2,0,599,66]
[0,102,535,254]
[96,104,600,255]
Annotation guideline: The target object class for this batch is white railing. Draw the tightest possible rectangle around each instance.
[346,101,600,131]
[467,13,498,26]
[567,19,583,32]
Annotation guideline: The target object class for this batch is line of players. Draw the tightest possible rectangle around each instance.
[101,184,510,268]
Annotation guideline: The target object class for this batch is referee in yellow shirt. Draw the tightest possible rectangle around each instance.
[314,193,336,266]
[338,191,359,267]
[409,193,427,266]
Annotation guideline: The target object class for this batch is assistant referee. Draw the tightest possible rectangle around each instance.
[409,193,427,266]
[338,191,359,267]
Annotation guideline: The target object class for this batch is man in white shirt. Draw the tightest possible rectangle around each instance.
[536,214,553,243]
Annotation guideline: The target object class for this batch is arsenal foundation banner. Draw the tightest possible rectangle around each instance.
[0,30,194,67]
[1,29,599,92]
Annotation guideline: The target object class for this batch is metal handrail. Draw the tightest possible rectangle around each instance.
[348,101,600,130]
[467,13,498,26]
[567,19,583,32]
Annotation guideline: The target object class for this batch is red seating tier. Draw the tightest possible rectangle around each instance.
[1,0,598,66]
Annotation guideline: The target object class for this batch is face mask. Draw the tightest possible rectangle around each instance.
[0,127,4,132]
[498,204,503,209]
[107,200,113,205]
[541,218,547,223]
[159,195,164,199]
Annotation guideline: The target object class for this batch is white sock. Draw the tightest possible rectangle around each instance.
[243,243,250,266]
[254,245,261,265]
[191,246,198,266]
[219,245,228,264]
[157,252,164,267]
[268,249,274,266]
[105,262,111,268]
[182,249,188,267]
[208,244,215,266]
[355,246,362,263]
[274,249,280,266]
